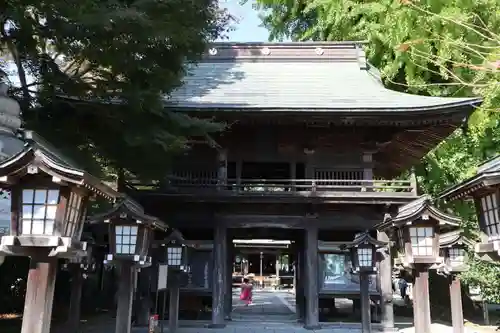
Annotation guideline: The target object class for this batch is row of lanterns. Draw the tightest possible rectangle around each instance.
[0,128,186,333]
[0,130,187,269]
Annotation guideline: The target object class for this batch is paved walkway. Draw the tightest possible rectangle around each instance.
[231,289,296,322]
[58,290,493,333]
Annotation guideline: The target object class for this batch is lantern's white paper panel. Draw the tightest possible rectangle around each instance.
[157,264,168,291]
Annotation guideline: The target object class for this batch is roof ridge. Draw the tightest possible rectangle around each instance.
[209,41,368,48]
[477,155,500,173]
[202,42,364,63]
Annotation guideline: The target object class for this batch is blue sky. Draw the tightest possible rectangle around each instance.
[6,0,271,87]
[220,0,270,42]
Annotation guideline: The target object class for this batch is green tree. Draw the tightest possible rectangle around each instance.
[251,0,500,303]
[1,0,232,180]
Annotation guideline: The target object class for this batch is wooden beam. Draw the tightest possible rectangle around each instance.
[360,273,372,333]
[66,264,84,333]
[21,257,58,333]
[115,263,135,333]
[413,264,432,333]
[209,222,227,328]
[377,231,394,330]
[304,226,320,330]
[449,275,465,333]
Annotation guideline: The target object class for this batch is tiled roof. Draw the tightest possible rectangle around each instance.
[166,42,481,112]
[376,195,461,230]
[439,155,500,201]
[477,155,500,173]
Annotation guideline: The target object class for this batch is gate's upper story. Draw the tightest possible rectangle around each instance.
[127,42,481,204]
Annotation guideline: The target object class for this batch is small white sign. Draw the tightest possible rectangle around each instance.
[158,264,168,291]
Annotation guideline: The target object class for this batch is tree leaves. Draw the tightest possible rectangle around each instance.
[253,0,500,301]
[1,0,232,180]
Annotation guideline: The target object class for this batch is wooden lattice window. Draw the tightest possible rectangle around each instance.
[481,193,500,239]
[21,189,59,235]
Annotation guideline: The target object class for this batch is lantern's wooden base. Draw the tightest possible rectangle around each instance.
[475,241,500,262]
[21,257,58,333]
[103,254,152,268]
[0,236,87,258]
[393,256,443,270]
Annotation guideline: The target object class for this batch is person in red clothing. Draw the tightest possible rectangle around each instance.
[240,277,253,306]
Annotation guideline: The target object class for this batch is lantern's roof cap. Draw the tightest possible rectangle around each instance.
[80,231,96,244]
[376,195,461,230]
[87,197,167,231]
[439,229,474,248]
[153,229,195,247]
[349,232,388,248]
[0,130,121,201]
[439,155,500,201]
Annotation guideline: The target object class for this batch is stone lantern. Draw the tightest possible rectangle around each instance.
[440,156,500,261]
[88,198,167,333]
[376,195,462,333]
[0,83,25,265]
[0,130,119,333]
[0,83,24,158]
[347,232,388,333]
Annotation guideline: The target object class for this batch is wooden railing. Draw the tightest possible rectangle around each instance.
[127,177,416,195]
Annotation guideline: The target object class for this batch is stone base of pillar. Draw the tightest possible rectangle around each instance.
[303,324,321,330]
[207,323,226,328]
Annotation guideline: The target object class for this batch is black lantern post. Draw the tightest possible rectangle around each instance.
[348,232,388,333]
[153,229,192,333]
[375,195,462,333]
[63,239,98,333]
[88,198,167,333]
[0,130,119,333]
[163,230,188,270]
[438,230,474,333]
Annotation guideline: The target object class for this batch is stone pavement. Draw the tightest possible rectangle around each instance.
[65,290,491,333]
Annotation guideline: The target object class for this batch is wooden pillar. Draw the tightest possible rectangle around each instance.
[293,261,297,296]
[290,160,297,191]
[360,273,372,333]
[413,264,431,333]
[449,275,464,333]
[295,240,305,322]
[236,159,242,187]
[115,263,136,333]
[363,152,373,191]
[210,223,227,328]
[66,263,84,333]
[21,257,58,333]
[304,226,320,330]
[217,149,227,189]
[259,251,264,288]
[225,235,233,320]
[377,231,394,330]
[134,268,152,327]
[276,253,280,279]
[410,170,418,195]
[168,273,180,333]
